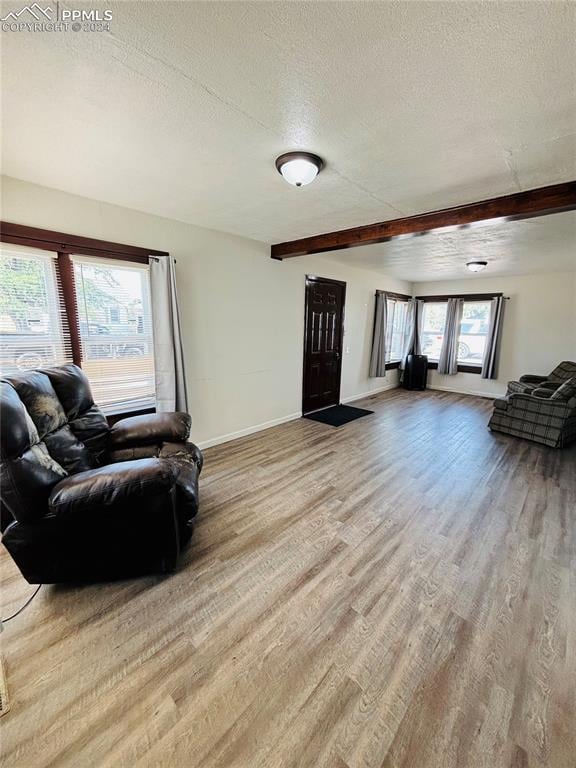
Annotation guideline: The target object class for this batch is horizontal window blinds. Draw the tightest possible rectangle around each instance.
[72,257,156,413]
[0,248,74,375]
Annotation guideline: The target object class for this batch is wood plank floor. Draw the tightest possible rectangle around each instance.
[1,389,575,768]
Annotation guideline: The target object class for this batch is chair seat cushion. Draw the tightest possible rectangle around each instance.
[531,387,554,398]
[48,458,175,519]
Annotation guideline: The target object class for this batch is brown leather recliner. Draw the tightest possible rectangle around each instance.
[0,364,203,583]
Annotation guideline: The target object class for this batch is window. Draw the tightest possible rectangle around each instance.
[74,258,155,413]
[0,248,73,373]
[421,302,448,361]
[107,307,121,323]
[0,245,155,414]
[385,297,410,363]
[420,296,495,369]
[457,301,491,365]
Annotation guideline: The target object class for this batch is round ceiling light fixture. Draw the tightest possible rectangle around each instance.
[275,151,324,187]
[466,260,488,273]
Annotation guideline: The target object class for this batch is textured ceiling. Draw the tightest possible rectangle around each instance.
[323,211,576,282]
[1,0,575,254]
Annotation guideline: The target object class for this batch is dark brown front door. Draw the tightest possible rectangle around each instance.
[302,276,346,414]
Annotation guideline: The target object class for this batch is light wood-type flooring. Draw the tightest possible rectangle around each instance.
[1,389,574,768]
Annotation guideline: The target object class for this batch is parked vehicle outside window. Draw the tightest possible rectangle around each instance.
[421,302,447,361]
[420,300,492,367]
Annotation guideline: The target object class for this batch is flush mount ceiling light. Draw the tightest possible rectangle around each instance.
[275,151,323,187]
[466,260,488,273]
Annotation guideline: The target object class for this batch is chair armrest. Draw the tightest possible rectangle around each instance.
[508,393,574,415]
[48,458,176,519]
[519,374,548,384]
[109,413,191,450]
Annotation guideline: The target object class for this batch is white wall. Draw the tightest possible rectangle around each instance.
[413,273,576,397]
[1,176,410,447]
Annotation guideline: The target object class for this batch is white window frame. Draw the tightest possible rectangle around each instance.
[73,256,156,414]
[385,296,411,364]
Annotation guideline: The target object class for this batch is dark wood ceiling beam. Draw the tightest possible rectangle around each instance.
[271,181,576,260]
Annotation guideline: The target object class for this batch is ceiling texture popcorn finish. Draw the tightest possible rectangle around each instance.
[324,212,576,281]
[2,1,575,250]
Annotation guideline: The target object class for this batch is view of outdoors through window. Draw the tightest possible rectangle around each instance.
[0,249,155,412]
[421,302,448,361]
[385,299,409,362]
[457,301,491,365]
[74,260,155,411]
[421,300,491,365]
[0,251,71,373]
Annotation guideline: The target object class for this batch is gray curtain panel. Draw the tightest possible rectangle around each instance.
[413,299,424,357]
[482,296,505,379]
[149,255,189,412]
[399,298,415,373]
[369,291,388,377]
[399,298,424,371]
[437,298,463,375]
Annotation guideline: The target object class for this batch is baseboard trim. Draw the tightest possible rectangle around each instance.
[196,383,401,449]
[195,383,500,450]
[196,411,302,449]
[429,384,503,399]
[341,382,399,405]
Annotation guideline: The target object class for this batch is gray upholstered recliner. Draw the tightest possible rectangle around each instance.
[506,361,576,396]
[489,386,576,448]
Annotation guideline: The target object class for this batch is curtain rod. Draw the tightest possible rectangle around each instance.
[415,293,510,302]
[375,289,412,300]
[376,290,510,300]
[149,255,177,264]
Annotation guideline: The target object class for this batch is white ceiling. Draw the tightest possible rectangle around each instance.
[324,211,576,282]
[1,0,575,266]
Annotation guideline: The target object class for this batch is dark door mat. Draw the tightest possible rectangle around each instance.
[303,404,374,427]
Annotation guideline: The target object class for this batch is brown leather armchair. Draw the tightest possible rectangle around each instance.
[0,364,203,583]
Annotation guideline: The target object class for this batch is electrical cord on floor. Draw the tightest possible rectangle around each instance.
[0,585,43,631]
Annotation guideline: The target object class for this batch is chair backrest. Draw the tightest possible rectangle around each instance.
[549,361,576,383]
[0,364,109,529]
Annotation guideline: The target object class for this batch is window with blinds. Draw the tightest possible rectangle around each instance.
[73,257,155,413]
[0,247,73,374]
[0,246,156,414]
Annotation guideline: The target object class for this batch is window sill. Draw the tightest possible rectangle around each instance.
[382,360,482,374]
[427,362,482,374]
